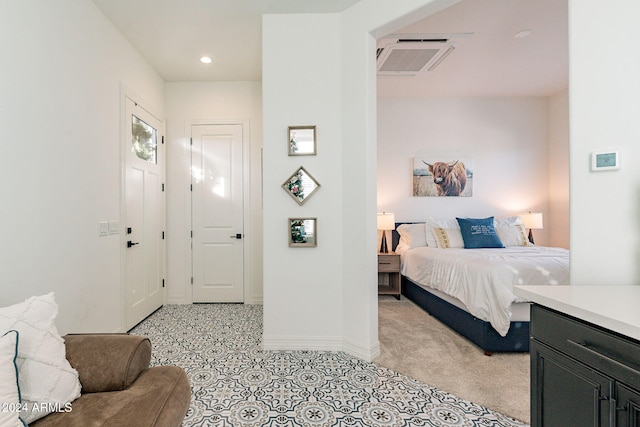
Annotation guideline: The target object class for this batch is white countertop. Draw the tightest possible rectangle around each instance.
[514,285,640,342]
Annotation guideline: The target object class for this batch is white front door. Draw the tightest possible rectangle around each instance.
[124,97,165,329]
[191,124,244,302]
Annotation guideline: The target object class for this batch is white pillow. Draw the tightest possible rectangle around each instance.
[0,293,81,423]
[394,240,409,254]
[497,223,532,247]
[432,227,465,248]
[425,217,460,247]
[0,330,27,427]
[494,216,523,227]
[396,223,427,249]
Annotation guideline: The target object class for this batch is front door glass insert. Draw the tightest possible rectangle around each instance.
[132,115,157,164]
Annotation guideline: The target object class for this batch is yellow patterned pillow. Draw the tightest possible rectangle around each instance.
[433,227,465,248]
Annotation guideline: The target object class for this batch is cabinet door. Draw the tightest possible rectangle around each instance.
[531,340,611,427]
[616,383,640,427]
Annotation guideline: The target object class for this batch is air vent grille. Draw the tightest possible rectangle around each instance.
[377,33,471,76]
[397,38,448,43]
[378,48,441,73]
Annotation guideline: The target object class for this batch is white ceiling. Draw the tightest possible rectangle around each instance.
[92,0,362,82]
[92,0,567,97]
[377,0,568,97]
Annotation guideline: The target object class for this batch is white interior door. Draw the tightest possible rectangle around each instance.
[124,97,165,329]
[191,124,244,302]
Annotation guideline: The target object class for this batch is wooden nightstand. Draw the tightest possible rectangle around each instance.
[378,252,401,299]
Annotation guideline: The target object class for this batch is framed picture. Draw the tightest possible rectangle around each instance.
[288,218,317,247]
[591,150,619,171]
[288,126,316,156]
[282,166,321,205]
[412,156,474,197]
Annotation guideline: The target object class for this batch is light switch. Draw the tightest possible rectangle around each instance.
[98,221,109,237]
[108,221,120,235]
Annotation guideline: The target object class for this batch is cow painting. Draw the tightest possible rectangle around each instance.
[423,160,468,196]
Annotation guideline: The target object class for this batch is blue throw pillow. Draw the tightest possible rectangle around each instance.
[456,217,505,249]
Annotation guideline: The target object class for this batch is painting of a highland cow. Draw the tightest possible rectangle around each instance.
[413,157,473,197]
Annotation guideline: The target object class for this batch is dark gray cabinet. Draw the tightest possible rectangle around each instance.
[530,305,640,427]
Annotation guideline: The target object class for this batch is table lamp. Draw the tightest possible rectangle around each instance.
[520,212,543,244]
[377,212,396,253]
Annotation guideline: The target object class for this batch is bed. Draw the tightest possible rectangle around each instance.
[391,218,569,354]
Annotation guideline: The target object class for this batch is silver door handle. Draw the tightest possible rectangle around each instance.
[229,233,242,239]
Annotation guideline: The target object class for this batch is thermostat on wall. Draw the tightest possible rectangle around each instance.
[591,150,619,171]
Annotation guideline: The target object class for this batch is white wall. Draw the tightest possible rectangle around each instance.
[164,82,263,304]
[377,97,556,246]
[262,13,345,352]
[262,0,461,361]
[569,0,640,285]
[548,90,570,249]
[0,0,164,333]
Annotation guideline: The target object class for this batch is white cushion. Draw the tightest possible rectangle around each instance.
[497,223,532,247]
[0,293,81,423]
[493,216,531,246]
[425,217,460,247]
[0,330,27,426]
[494,216,523,227]
[396,223,427,249]
[432,227,465,248]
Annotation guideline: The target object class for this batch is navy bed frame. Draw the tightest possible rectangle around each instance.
[392,224,529,354]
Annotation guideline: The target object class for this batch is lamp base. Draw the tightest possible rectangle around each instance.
[528,229,535,245]
[380,233,389,253]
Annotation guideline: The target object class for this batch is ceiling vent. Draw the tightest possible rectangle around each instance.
[377,34,471,76]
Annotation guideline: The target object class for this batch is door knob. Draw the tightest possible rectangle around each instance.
[229,233,242,239]
[127,241,140,248]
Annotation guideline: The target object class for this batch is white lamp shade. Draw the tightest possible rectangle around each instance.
[520,212,543,229]
[377,212,396,231]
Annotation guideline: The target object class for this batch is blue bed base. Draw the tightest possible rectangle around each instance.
[401,276,529,354]
[392,223,530,354]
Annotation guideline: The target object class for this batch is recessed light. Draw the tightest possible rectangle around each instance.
[514,29,532,39]
[200,56,212,64]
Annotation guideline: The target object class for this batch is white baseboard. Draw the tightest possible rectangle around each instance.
[263,335,381,362]
[262,335,343,352]
[343,339,381,362]
[166,298,263,305]
[166,297,190,305]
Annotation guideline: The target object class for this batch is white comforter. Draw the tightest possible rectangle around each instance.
[400,246,569,336]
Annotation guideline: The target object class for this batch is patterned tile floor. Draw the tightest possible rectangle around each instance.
[130,304,528,427]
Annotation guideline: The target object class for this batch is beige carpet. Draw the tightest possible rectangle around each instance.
[375,296,530,424]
